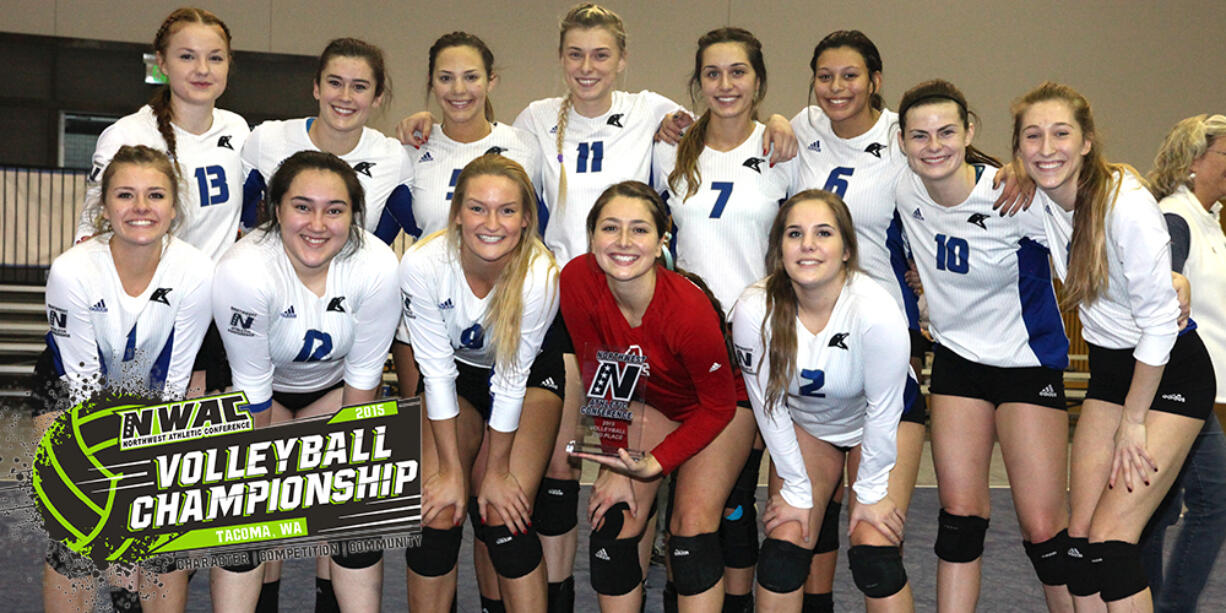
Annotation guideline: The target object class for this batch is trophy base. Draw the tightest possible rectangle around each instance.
[566,439,646,462]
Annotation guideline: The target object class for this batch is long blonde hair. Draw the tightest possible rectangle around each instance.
[435,154,558,369]
[554,3,627,212]
[1148,114,1226,201]
[1010,82,1142,308]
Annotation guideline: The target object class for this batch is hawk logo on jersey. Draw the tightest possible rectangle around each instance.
[484,146,507,155]
[807,140,822,153]
[352,162,375,177]
[150,288,172,305]
[865,142,887,158]
[326,297,346,313]
[217,135,233,150]
[742,157,765,173]
[607,114,624,128]
[967,213,989,229]
[418,152,434,163]
[912,208,925,221]
[90,299,108,313]
[828,332,849,349]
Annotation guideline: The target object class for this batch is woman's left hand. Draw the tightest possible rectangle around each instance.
[571,448,663,480]
[1110,418,1157,492]
[1172,272,1191,331]
[849,497,905,546]
[763,114,798,165]
[655,111,695,145]
[991,161,1036,216]
[478,470,532,535]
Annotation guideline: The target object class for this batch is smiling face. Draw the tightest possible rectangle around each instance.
[560,26,626,115]
[901,100,974,185]
[276,169,353,277]
[314,55,382,136]
[781,198,849,292]
[454,173,528,271]
[590,195,665,286]
[1017,99,1092,208]
[431,44,493,128]
[157,22,230,110]
[102,163,177,249]
[700,42,759,121]
[812,46,879,136]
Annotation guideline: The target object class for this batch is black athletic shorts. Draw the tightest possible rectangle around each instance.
[272,379,345,413]
[909,328,933,361]
[1085,330,1215,419]
[191,322,231,392]
[929,344,1066,410]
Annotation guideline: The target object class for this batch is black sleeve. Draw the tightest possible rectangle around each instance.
[1163,212,1191,274]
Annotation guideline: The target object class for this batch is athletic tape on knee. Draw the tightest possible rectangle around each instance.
[934,509,990,563]
[1064,536,1099,597]
[1023,529,1069,586]
[1097,540,1149,602]
[757,538,812,594]
[669,531,724,595]
[547,577,575,613]
[404,525,463,577]
[848,544,908,599]
[483,524,544,579]
[331,547,383,570]
[814,500,843,555]
[534,478,580,536]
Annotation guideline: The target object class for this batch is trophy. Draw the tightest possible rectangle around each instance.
[566,344,649,461]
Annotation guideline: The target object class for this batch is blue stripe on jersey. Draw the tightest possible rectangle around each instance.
[886,212,921,330]
[375,184,419,243]
[148,327,175,392]
[1179,317,1198,336]
[241,169,267,230]
[45,332,66,377]
[1016,237,1069,369]
[97,342,108,378]
[122,326,137,361]
[536,191,549,234]
[246,399,272,413]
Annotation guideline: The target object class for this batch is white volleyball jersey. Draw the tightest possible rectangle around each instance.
[75,105,251,261]
[1038,171,1180,366]
[1160,186,1226,402]
[45,236,213,405]
[514,90,680,264]
[241,118,416,243]
[213,228,400,411]
[408,122,544,237]
[791,107,918,329]
[895,165,1067,369]
[732,273,908,507]
[400,233,559,433]
[652,122,794,316]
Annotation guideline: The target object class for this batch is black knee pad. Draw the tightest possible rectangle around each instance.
[722,592,753,613]
[534,478,580,536]
[802,592,834,613]
[934,509,989,563]
[1064,536,1098,597]
[663,580,678,613]
[669,531,724,595]
[315,577,340,613]
[1023,529,1069,586]
[848,544,908,599]
[1097,540,1148,602]
[215,549,260,574]
[813,500,842,555]
[404,525,463,577]
[589,533,642,595]
[256,579,279,613]
[547,577,575,613]
[757,538,812,594]
[719,501,759,568]
[480,595,506,613]
[483,524,544,579]
[331,547,383,569]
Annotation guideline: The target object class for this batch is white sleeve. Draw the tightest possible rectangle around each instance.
[731,291,813,509]
[513,106,538,134]
[162,267,213,399]
[851,302,908,505]
[401,247,461,422]
[213,249,275,412]
[343,247,399,391]
[645,90,685,123]
[651,141,674,196]
[488,258,560,433]
[1111,190,1179,366]
[45,256,101,406]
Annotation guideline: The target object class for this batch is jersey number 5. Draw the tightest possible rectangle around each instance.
[194,165,229,206]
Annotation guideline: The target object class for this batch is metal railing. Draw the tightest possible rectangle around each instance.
[1,166,89,284]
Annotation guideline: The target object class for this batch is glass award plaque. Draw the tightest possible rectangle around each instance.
[566,344,648,461]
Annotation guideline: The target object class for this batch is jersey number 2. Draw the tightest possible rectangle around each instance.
[799,369,826,398]
[295,329,333,362]
[194,165,229,206]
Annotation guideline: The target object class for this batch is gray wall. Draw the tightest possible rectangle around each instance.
[5,0,1224,168]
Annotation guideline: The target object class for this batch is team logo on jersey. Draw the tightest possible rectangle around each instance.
[47,305,68,335]
[280,306,297,319]
[734,344,755,374]
[828,332,849,349]
[90,299,108,313]
[438,298,454,310]
[549,125,558,134]
[150,288,172,305]
[912,208,925,221]
[227,307,255,336]
[418,152,434,163]
[352,162,375,177]
[742,157,765,173]
[217,135,233,150]
[967,213,989,229]
[607,114,624,128]
[402,294,414,319]
[865,142,887,158]
[326,297,346,313]
[807,140,822,153]
[484,146,507,155]
[89,165,103,183]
